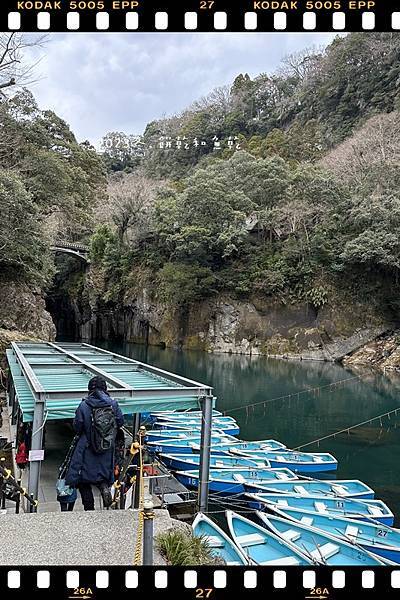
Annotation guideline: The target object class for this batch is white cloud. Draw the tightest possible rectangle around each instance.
[26,32,338,145]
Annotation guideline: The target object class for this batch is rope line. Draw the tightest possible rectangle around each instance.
[293,407,400,450]
[223,376,362,416]
[133,432,145,566]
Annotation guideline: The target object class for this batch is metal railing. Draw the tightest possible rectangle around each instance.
[0,458,38,514]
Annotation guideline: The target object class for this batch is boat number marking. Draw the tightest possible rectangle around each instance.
[377,529,388,537]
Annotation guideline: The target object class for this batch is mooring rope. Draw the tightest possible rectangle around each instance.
[223,375,362,416]
[133,433,145,566]
[293,406,400,450]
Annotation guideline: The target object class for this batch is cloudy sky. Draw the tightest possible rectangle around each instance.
[28,33,338,146]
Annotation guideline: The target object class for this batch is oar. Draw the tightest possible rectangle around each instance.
[310,534,327,565]
[300,542,321,565]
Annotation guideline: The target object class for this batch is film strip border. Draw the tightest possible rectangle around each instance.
[3,2,400,32]
[2,567,400,598]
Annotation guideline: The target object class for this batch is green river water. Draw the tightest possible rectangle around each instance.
[92,340,400,521]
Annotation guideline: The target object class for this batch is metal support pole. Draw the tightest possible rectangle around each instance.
[120,483,125,510]
[0,458,5,510]
[142,498,154,565]
[27,393,45,506]
[10,386,17,425]
[15,479,21,514]
[198,395,213,513]
[132,414,141,440]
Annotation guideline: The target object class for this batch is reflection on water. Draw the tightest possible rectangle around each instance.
[94,340,400,519]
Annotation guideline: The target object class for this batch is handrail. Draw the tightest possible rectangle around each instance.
[0,461,38,509]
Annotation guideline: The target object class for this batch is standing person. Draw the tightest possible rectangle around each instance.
[65,376,124,511]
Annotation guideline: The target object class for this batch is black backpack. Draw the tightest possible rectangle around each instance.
[89,404,117,454]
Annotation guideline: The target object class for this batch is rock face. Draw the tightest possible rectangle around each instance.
[0,280,56,360]
[69,273,392,362]
[343,331,400,371]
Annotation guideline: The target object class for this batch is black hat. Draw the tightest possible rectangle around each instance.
[88,376,107,392]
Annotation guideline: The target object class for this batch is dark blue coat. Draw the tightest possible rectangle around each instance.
[65,390,124,487]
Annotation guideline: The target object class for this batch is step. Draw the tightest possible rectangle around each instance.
[0,509,174,566]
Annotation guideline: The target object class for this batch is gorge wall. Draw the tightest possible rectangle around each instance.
[0,279,56,361]
[46,265,394,362]
[1,259,393,367]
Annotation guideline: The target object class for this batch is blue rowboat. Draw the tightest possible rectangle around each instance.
[159,453,270,471]
[146,434,237,455]
[192,513,249,565]
[243,479,374,499]
[176,467,297,494]
[258,512,387,566]
[154,414,232,424]
[245,493,395,526]
[271,508,400,564]
[222,440,287,452]
[226,511,312,566]
[229,448,337,473]
[153,421,241,436]
[147,435,287,456]
[150,410,222,420]
[146,428,237,442]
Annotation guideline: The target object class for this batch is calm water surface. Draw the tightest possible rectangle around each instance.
[94,340,400,520]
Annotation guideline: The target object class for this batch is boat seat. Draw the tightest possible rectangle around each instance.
[294,486,310,496]
[274,499,289,506]
[276,473,291,480]
[233,474,246,483]
[368,505,383,516]
[300,517,314,526]
[331,484,348,495]
[313,456,324,463]
[215,461,225,467]
[281,529,302,543]
[314,502,327,513]
[276,456,288,462]
[345,525,359,538]
[276,500,289,507]
[310,542,340,561]
[260,557,300,566]
[236,533,265,547]
[206,536,225,548]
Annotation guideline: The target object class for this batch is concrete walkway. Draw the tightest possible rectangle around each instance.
[0,509,181,565]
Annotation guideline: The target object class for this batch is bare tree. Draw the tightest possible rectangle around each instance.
[98,171,165,244]
[279,46,323,82]
[0,33,47,96]
[191,85,232,117]
[321,112,400,187]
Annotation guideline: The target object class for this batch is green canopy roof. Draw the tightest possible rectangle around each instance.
[7,342,214,423]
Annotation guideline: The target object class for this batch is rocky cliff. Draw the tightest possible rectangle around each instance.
[0,279,56,360]
[59,268,393,362]
[343,330,400,371]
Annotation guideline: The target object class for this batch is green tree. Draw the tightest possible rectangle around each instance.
[0,169,51,283]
